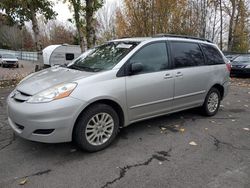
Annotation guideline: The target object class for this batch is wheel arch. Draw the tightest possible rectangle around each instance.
[211,84,224,100]
[72,98,125,140]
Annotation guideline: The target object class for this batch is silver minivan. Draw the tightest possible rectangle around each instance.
[7,35,230,151]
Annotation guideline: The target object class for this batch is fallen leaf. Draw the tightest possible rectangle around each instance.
[232,119,236,122]
[243,128,249,131]
[179,128,185,132]
[70,149,77,153]
[189,141,197,146]
[160,127,167,131]
[19,178,28,185]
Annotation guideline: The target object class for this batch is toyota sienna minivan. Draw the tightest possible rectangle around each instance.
[7,35,230,151]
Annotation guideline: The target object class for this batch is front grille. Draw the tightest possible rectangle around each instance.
[16,123,24,130]
[6,61,16,64]
[12,90,31,102]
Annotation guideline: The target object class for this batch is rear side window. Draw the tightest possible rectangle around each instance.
[170,42,205,68]
[129,42,169,74]
[201,44,224,65]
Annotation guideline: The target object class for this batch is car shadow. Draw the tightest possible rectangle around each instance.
[7,107,211,166]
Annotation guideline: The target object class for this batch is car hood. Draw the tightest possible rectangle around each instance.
[16,66,95,95]
[2,58,18,61]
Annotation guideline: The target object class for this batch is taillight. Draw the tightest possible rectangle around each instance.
[226,63,231,72]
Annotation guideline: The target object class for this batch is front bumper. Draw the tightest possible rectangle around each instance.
[7,95,85,143]
[2,61,18,66]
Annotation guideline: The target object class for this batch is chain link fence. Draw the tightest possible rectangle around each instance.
[0,49,38,61]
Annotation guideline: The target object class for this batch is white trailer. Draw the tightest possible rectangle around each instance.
[42,44,81,67]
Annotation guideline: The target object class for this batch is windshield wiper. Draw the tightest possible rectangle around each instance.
[80,66,103,72]
[68,64,102,72]
[68,64,83,71]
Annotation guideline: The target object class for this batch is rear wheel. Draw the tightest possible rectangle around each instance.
[73,103,119,152]
[201,88,221,116]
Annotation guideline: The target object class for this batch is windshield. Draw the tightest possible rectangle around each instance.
[233,56,250,63]
[67,42,138,72]
[1,54,16,59]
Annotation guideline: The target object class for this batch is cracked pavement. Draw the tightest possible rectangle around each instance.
[0,79,250,188]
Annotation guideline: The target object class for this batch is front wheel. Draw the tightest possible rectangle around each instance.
[73,103,119,152]
[201,88,221,116]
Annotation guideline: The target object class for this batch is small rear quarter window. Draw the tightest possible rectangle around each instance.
[201,44,224,65]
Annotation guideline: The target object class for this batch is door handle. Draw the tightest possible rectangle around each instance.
[175,72,183,77]
[164,73,173,79]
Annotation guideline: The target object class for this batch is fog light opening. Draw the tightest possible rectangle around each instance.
[33,129,54,135]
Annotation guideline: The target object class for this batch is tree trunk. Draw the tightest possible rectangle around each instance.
[211,1,217,41]
[219,0,223,50]
[86,0,96,49]
[228,0,236,51]
[201,0,207,38]
[30,12,42,52]
[72,0,86,52]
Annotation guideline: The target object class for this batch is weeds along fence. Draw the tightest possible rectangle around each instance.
[0,49,38,61]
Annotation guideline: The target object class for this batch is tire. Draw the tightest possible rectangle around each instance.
[201,87,221,116]
[73,103,119,152]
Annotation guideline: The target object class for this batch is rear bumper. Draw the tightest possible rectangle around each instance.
[222,80,230,99]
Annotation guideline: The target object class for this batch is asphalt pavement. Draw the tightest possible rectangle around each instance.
[0,81,250,188]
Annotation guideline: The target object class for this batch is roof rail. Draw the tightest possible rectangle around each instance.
[153,34,213,43]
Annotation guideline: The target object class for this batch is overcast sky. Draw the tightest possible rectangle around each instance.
[52,0,120,22]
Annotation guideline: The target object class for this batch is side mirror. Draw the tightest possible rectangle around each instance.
[129,62,143,75]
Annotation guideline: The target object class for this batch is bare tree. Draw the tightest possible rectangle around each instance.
[96,0,117,42]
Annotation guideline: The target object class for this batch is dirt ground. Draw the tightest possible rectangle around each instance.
[0,60,39,80]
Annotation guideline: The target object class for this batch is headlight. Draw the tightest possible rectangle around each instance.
[245,65,250,68]
[27,83,77,103]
